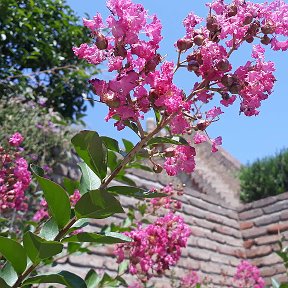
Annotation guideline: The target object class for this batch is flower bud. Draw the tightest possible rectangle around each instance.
[114,42,127,57]
[193,34,204,46]
[261,34,271,45]
[216,59,230,71]
[187,60,199,72]
[144,54,161,73]
[95,33,108,50]
[229,83,242,94]
[227,5,238,17]
[209,31,220,43]
[153,163,163,173]
[206,16,217,31]
[221,74,234,87]
[196,120,209,131]
[164,148,176,158]
[176,38,193,51]
[261,23,275,34]
[245,36,254,43]
[247,21,260,36]
[243,14,253,25]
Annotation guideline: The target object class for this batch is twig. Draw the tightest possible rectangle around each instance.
[1,65,78,83]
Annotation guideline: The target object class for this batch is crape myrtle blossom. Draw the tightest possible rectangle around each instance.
[114,213,191,279]
[179,261,265,287]
[181,270,200,288]
[74,0,288,177]
[0,133,31,212]
[8,132,24,147]
[234,260,265,288]
[149,184,182,212]
[164,145,196,176]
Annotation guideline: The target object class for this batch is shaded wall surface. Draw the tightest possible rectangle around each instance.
[46,155,288,287]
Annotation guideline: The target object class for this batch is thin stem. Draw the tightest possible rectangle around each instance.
[1,65,78,83]
[173,51,182,73]
[12,217,77,287]
[54,216,77,241]
[135,118,146,139]
[12,263,38,288]
[100,113,174,190]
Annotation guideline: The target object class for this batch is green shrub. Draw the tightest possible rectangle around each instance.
[0,98,74,166]
[240,149,288,203]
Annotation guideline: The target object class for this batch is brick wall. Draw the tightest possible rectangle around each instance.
[45,154,288,287]
[239,193,288,286]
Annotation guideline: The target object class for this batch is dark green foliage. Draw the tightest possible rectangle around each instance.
[240,149,288,202]
[0,0,97,119]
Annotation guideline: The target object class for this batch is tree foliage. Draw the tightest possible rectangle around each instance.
[0,0,97,119]
[240,149,288,203]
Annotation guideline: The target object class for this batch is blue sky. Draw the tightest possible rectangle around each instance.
[67,0,288,164]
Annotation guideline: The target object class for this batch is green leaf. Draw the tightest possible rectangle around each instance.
[107,151,119,171]
[85,269,101,288]
[122,139,134,153]
[78,162,101,195]
[0,277,11,288]
[118,260,129,275]
[0,218,8,223]
[101,136,120,152]
[280,284,288,288]
[23,232,63,264]
[147,136,189,146]
[0,263,17,287]
[154,109,161,124]
[75,190,125,219]
[39,218,59,241]
[71,218,90,229]
[31,165,71,229]
[71,130,107,180]
[63,178,80,196]
[62,232,132,244]
[98,273,124,287]
[67,242,82,254]
[22,271,87,288]
[108,186,166,198]
[0,237,27,274]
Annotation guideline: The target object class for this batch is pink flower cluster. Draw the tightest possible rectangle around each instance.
[181,0,288,117]
[114,213,191,279]
[181,270,200,288]
[73,0,166,130]
[149,184,182,212]
[179,261,264,288]
[74,0,288,177]
[0,133,31,212]
[234,260,265,288]
[8,132,24,147]
[164,145,196,176]
[33,189,81,221]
